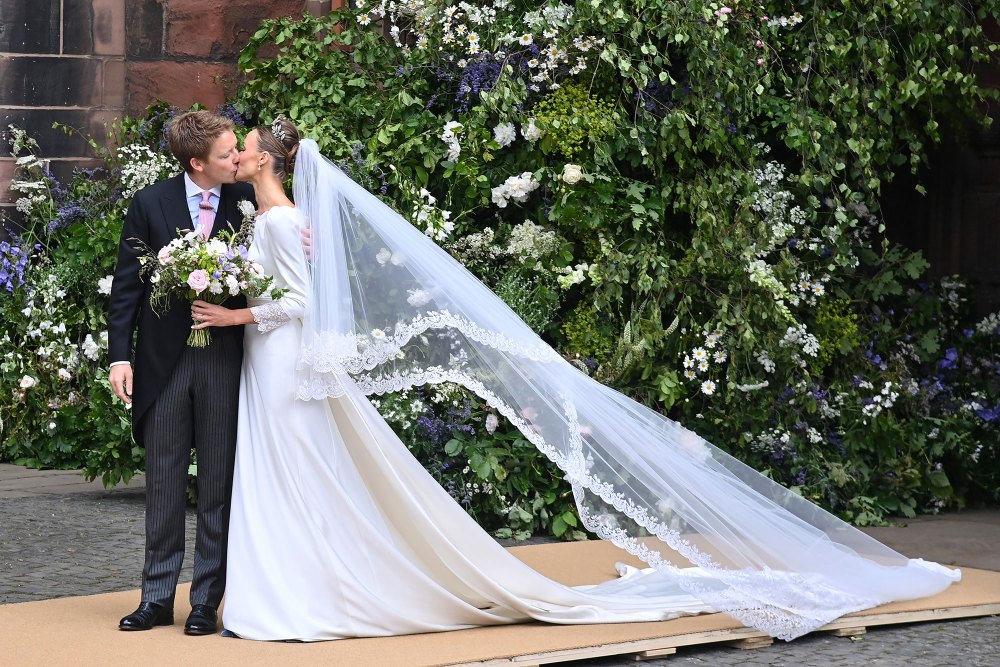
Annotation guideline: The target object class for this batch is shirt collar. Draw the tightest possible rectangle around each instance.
[183,172,223,200]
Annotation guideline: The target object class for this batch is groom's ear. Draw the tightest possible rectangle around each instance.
[189,156,205,174]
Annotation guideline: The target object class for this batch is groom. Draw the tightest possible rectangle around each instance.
[108,110,254,635]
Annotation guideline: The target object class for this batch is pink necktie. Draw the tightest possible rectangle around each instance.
[198,191,215,239]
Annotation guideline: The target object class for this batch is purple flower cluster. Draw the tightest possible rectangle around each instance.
[864,344,887,371]
[920,377,946,399]
[415,414,450,444]
[413,390,476,446]
[937,347,959,370]
[135,107,177,151]
[0,238,34,293]
[49,203,88,234]
[455,57,503,111]
[975,404,1000,423]
[216,104,248,127]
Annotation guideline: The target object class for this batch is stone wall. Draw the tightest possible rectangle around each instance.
[123,0,327,114]
[0,0,338,223]
[0,0,126,218]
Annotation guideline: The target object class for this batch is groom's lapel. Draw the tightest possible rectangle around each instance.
[159,174,193,238]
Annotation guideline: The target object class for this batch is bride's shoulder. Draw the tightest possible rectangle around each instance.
[263,205,301,223]
[258,206,303,249]
[259,206,303,232]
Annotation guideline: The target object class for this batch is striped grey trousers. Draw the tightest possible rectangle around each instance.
[139,336,242,609]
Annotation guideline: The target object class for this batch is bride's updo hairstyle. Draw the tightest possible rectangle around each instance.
[257,116,301,181]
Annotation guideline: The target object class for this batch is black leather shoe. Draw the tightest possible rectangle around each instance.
[184,604,218,636]
[119,601,173,631]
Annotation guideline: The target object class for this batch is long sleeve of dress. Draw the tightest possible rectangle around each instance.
[250,208,309,333]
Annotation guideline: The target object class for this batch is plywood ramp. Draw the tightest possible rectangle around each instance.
[4,541,998,667]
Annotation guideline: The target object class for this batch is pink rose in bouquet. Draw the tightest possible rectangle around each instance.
[187,269,209,294]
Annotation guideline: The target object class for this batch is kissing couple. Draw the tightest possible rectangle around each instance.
[109,109,958,641]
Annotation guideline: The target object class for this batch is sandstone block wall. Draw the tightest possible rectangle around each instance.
[1,0,126,214]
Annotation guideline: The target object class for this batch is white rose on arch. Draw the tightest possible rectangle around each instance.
[562,164,583,185]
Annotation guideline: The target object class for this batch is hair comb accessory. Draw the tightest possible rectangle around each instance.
[271,116,288,143]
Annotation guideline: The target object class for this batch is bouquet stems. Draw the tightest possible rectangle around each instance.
[187,323,212,347]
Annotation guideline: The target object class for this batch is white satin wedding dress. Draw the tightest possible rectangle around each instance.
[223,143,959,642]
[222,207,715,641]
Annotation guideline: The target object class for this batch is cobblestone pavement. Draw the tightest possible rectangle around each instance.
[2,488,998,666]
[0,489,196,604]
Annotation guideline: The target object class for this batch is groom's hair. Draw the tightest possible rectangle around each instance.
[167,110,235,173]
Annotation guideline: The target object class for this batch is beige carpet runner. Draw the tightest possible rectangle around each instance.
[5,540,999,666]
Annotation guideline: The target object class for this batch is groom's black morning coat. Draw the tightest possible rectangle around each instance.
[107,174,255,442]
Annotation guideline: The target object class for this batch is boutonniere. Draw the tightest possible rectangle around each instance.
[232,199,257,247]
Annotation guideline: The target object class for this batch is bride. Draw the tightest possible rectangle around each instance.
[191,118,959,642]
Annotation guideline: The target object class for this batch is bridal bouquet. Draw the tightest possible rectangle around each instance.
[136,218,285,347]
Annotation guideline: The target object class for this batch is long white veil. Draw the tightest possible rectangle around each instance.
[291,138,958,640]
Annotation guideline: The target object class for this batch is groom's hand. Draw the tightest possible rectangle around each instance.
[109,364,133,404]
